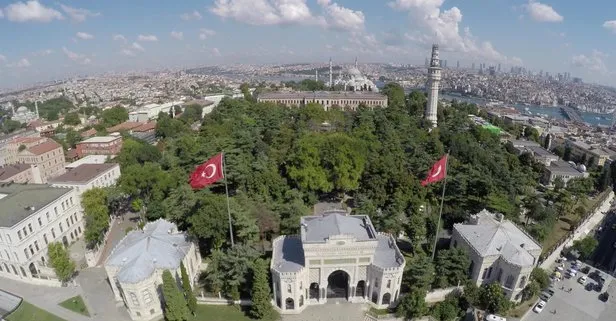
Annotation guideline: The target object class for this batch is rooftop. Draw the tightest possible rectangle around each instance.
[259,91,387,100]
[26,139,62,155]
[0,184,71,228]
[373,234,405,268]
[65,155,109,169]
[50,163,118,184]
[272,236,305,273]
[301,211,376,243]
[454,209,541,266]
[527,146,558,157]
[79,136,121,144]
[547,160,584,175]
[106,219,193,284]
[509,139,540,148]
[0,164,31,181]
[106,122,144,133]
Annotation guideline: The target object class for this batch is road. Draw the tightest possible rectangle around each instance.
[591,210,616,274]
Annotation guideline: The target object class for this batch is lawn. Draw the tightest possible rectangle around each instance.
[5,301,66,321]
[58,295,90,317]
[506,295,537,318]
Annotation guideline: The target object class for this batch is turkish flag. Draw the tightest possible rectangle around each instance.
[421,155,448,186]
[190,153,224,189]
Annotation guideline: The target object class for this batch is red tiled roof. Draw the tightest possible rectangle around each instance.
[0,164,31,180]
[133,122,156,132]
[107,122,144,132]
[11,136,45,144]
[26,139,62,155]
[81,128,97,138]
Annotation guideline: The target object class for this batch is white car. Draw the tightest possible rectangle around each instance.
[578,275,587,285]
[533,300,546,313]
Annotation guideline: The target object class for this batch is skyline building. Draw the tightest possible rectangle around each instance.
[425,44,441,128]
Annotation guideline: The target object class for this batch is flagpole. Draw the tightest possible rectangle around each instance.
[431,152,449,261]
[222,152,235,247]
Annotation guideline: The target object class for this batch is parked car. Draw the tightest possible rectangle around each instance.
[539,291,551,301]
[533,300,546,313]
[579,275,588,285]
[599,292,610,302]
[581,266,591,274]
[485,314,507,321]
[547,288,555,297]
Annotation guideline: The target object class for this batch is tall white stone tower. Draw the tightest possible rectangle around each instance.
[329,58,333,88]
[425,44,441,127]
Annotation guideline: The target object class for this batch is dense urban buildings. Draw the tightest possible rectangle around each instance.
[257,91,387,110]
[104,219,201,321]
[271,209,405,313]
[1,137,66,183]
[451,210,542,302]
[0,164,43,184]
[0,184,84,286]
[50,163,121,197]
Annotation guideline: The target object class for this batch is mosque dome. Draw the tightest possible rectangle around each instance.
[347,67,363,78]
[16,106,29,114]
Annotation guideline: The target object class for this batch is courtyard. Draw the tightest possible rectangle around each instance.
[522,262,616,321]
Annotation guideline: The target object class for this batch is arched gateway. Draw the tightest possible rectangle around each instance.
[327,270,350,300]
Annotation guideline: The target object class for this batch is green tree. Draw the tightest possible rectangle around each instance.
[81,188,110,249]
[161,270,191,321]
[381,82,406,109]
[403,255,435,292]
[47,242,75,283]
[65,129,82,148]
[396,289,428,320]
[63,112,81,125]
[433,247,471,288]
[0,118,22,134]
[479,282,509,314]
[180,262,197,315]
[521,280,541,301]
[431,294,461,321]
[101,106,129,127]
[530,267,550,290]
[240,83,252,101]
[115,138,162,168]
[204,245,260,299]
[249,258,276,320]
[572,236,598,260]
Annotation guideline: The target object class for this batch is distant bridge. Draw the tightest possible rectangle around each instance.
[560,106,584,123]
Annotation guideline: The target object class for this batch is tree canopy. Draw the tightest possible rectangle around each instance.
[101,106,129,127]
[48,242,75,283]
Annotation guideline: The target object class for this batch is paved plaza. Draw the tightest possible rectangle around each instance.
[281,301,372,321]
[522,264,616,321]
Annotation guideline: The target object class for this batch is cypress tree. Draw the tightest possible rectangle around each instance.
[180,262,198,315]
[162,270,190,321]
[249,258,275,320]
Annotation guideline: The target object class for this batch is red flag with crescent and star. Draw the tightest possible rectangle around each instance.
[189,153,224,189]
[421,155,447,186]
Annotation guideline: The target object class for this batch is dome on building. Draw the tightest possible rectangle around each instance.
[333,62,378,93]
[16,106,29,114]
[347,67,363,78]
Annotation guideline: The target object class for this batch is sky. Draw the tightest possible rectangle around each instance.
[0,0,616,88]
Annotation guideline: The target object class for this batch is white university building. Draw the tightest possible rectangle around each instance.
[0,183,84,286]
[105,219,201,321]
[451,209,542,302]
[270,209,405,314]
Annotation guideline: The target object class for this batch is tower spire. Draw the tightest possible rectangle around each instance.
[329,57,333,89]
[354,57,358,69]
[315,69,318,82]
[425,44,441,128]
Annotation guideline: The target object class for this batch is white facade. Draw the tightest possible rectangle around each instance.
[425,44,441,127]
[271,210,405,314]
[451,210,542,302]
[128,101,184,122]
[0,184,84,286]
[50,163,121,197]
[105,219,201,321]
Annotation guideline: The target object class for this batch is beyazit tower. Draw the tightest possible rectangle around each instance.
[425,44,441,127]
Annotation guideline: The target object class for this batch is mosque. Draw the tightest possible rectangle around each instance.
[8,101,39,124]
[329,58,379,93]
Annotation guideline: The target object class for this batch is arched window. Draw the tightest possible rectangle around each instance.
[142,290,153,304]
[287,284,292,293]
[129,292,139,306]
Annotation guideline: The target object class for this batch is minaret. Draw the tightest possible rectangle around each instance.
[329,58,333,88]
[425,44,441,128]
[35,100,40,119]
[354,57,358,69]
[315,69,318,82]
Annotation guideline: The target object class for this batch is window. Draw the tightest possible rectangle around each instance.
[70,216,74,225]
[24,249,29,259]
[374,279,379,288]
[38,217,42,227]
[34,241,39,251]
[6,234,11,243]
[482,268,488,280]
[43,234,48,244]
[59,223,63,233]
[70,197,73,206]
[46,212,50,222]
[150,309,155,315]
[61,202,65,211]
[29,245,34,255]
[28,223,32,233]
[487,267,493,279]
[17,231,22,240]
[505,275,515,288]
[54,207,58,216]
[287,284,292,293]
[136,312,141,317]
[22,227,27,237]
[142,290,153,304]
[66,218,70,227]
[129,292,139,306]
[387,280,391,288]
[51,228,56,238]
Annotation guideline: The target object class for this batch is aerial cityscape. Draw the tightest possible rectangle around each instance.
[2,1,616,321]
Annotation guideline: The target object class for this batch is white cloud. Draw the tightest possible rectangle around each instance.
[62,47,91,65]
[4,1,64,22]
[76,32,94,40]
[7,58,31,68]
[524,1,563,22]
[603,20,616,33]
[211,47,221,57]
[389,0,518,64]
[59,4,100,23]
[131,42,145,52]
[113,34,127,43]
[180,10,202,21]
[199,28,216,40]
[137,34,158,42]
[0,54,6,62]
[171,31,184,40]
[0,9,4,18]
[571,50,608,73]
[121,49,136,57]
[210,0,364,32]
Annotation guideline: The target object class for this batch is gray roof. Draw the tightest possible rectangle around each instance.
[0,164,31,181]
[527,146,558,158]
[258,91,387,100]
[106,219,192,284]
[301,211,376,243]
[373,234,405,268]
[50,163,118,184]
[546,160,583,175]
[509,139,540,148]
[454,209,541,266]
[272,236,305,273]
[0,184,71,228]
